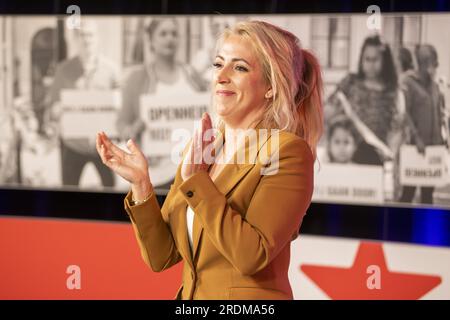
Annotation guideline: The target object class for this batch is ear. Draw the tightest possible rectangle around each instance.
[265,88,273,99]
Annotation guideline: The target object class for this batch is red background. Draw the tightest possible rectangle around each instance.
[0,217,182,299]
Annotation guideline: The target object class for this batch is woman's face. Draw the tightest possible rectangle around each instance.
[213,34,269,127]
[150,20,179,58]
[361,45,383,80]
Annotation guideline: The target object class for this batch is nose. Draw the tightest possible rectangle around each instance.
[215,65,231,85]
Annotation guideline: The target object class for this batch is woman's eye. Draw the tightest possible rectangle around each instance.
[235,65,248,72]
[213,62,222,68]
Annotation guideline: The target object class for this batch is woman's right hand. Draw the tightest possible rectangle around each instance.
[96,131,153,200]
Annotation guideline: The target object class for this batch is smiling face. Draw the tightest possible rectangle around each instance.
[213,34,270,129]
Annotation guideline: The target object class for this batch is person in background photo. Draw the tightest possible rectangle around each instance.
[398,44,448,204]
[117,17,208,190]
[325,35,402,166]
[46,18,119,188]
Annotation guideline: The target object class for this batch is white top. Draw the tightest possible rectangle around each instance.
[153,69,197,95]
[186,206,195,251]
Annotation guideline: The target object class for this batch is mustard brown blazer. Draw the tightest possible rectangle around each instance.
[123,119,314,300]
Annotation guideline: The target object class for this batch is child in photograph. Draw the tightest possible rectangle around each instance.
[326,115,358,164]
[326,114,382,165]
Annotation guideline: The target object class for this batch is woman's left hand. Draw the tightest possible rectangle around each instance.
[181,112,216,181]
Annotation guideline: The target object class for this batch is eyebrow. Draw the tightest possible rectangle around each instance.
[215,55,251,66]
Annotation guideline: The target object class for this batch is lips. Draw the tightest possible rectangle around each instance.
[216,90,235,96]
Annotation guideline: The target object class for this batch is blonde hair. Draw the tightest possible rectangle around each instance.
[215,20,324,160]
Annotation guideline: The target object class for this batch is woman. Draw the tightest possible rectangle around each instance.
[117,18,207,189]
[325,35,402,165]
[97,21,323,300]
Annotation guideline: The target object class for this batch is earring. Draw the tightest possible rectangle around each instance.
[265,92,272,99]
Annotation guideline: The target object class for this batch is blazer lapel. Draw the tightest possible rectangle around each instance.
[190,161,255,262]
[191,119,275,262]
[170,192,193,268]
[171,119,275,268]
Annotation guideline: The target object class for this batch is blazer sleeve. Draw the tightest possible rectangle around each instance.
[178,136,314,276]
[124,184,182,273]
[123,141,192,272]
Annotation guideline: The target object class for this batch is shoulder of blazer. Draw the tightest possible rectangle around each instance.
[264,130,314,162]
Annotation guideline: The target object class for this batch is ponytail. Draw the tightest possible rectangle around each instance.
[295,48,324,161]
